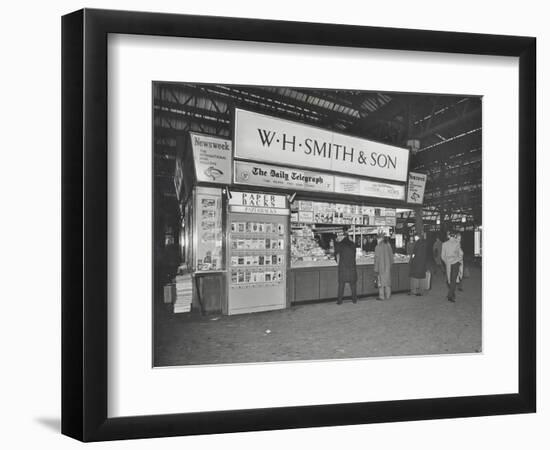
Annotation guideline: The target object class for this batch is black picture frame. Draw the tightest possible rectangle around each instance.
[61,8,536,442]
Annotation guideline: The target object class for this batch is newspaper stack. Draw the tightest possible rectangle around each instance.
[173,273,193,313]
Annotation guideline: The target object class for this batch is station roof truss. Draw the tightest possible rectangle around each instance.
[153,82,482,225]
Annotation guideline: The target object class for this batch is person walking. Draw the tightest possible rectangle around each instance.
[409,232,427,296]
[432,236,443,275]
[456,233,464,292]
[335,227,358,305]
[374,234,394,301]
[441,231,463,302]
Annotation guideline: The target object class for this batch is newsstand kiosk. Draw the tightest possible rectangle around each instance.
[172,108,426,315]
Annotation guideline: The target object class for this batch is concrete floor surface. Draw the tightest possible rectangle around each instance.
[154,267,481,367]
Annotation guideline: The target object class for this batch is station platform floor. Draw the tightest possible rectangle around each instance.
[154,266,481,367]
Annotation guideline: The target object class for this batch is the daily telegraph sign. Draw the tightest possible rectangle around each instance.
[234,161,405,201]
[234,109,409,182]
[234,161,335,193]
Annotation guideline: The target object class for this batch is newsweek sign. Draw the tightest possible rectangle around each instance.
[190,132,232,184]
[234,109,409,182]
[407,172,427,204]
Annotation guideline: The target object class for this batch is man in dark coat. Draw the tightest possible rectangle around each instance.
[335,228,358,305]
[432,236,444,275]
[409,232,427,296]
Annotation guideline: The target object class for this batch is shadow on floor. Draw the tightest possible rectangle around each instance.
[35,417,61,433]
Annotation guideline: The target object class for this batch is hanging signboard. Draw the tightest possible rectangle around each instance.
[190,132,232,184]
[406,172,427,204]
[234,108,410,182]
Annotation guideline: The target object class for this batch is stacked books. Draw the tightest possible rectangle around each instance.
[173,273,193,313]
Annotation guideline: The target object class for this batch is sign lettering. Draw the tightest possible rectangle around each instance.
[229,191,287,209]
[234,109,409,182]
[235,161,334,192]
[406,172,427,204]
[190,132,232,184]
[235,161,405,201]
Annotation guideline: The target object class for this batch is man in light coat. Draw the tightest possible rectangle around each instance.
[441,232,463,302]
[374,234,394,300]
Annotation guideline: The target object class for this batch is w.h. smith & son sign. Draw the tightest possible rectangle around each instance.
[234,109,409,183]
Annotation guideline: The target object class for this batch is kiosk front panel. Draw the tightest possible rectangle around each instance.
[226,193,289,315]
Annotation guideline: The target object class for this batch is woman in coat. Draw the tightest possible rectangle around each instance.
[406,236,415,257]
[409,232,427,296]
[374,235,394,300]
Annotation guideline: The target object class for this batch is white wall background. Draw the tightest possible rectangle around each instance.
[0,1,546,448]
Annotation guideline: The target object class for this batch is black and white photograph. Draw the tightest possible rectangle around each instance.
[153,83,483,367]
[1,0,544,447]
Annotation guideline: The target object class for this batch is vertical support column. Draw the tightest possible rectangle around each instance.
[439,209,446,239]
[414,206,424,236]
